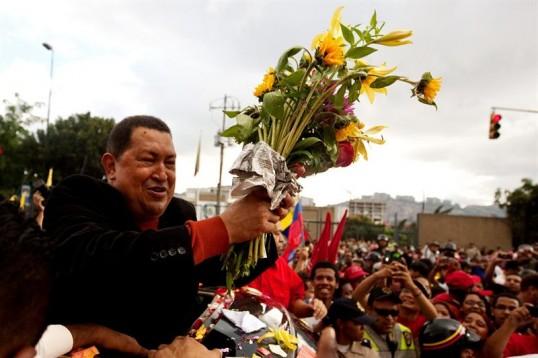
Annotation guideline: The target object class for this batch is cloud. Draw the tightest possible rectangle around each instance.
[1,0,536,207]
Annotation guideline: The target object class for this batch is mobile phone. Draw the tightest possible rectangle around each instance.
[528,305,538,317]
[499,253,513,260]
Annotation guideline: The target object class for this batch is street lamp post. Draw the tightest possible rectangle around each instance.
[42,42,54,133]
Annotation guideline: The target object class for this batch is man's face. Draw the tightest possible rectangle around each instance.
[492,296,519,327]
[369,299,399,335]
[103,127,176,221]
[505,275,522,293]
[313,268,337,302]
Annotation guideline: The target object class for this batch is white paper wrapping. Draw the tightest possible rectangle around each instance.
[229,141,300,210]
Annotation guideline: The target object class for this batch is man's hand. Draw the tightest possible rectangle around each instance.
[149,336,221,358]
[67,324,147,356]
[505,306,534,330]
[220,190,293,244]
[391,262,414,288]
[310,298,328,320]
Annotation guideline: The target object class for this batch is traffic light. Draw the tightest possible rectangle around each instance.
[489,112,502,139]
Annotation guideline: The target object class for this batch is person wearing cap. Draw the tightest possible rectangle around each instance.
[374,235,390,256]
[419,318,482,358]
[421,241,440,264]
[317,298,379,358]
[432,270,476,320]
[361,286,418,358]
[345,264,368,290]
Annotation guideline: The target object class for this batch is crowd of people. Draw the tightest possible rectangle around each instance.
[1,115,537,358]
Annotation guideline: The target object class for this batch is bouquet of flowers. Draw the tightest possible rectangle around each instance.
[221,7,441,290]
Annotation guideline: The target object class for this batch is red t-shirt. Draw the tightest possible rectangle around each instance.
[503,332,538,357]
[397,314,427,338]
[248,256,305,309]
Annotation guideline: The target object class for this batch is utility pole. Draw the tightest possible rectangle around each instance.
[209,95,240,215]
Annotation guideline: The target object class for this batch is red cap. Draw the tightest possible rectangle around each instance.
[445,270,474,289]
[345,265,367,281]
[470,275,482,284]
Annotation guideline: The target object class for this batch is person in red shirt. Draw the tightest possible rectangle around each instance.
[247,233,327,319]
[482,305,538,357]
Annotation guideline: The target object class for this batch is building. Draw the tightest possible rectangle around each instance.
[176,186,232,219]
[347,197,386,224]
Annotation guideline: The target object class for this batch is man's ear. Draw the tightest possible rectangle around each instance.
[101,153,117,182]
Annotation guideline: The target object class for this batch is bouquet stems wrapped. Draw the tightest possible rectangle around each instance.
[220,7,441,291]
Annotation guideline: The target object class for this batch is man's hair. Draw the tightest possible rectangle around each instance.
[521,274,538,292]
[106,115,171,157]
[409,261,430,278]
[491,292,521,308]
[311,261,339,281]
[0,202,51,356]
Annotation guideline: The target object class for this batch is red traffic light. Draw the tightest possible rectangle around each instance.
[489,112,502,139]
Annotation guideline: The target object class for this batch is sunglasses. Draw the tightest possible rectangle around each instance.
[374,308,399,317]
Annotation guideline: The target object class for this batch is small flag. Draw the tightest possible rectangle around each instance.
[46,168,53,187]
[282,202,304,260]
[194,135,201,176]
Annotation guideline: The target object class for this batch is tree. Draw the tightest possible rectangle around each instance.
[21,113,115,184]
[495,178,538,246]
[0,94,43,196]
[343,215,385,241]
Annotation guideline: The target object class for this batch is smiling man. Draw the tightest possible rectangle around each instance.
[43,115,291,348]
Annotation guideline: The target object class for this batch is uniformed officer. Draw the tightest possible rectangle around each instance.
[362,287,418,358]
[419,318,481,358]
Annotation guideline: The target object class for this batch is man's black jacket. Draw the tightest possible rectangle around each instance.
[43,175,276,348]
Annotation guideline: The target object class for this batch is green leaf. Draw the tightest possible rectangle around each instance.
[348,80,361,102]
[370,76,400,89]
[262,91,285,120]
[294,137,322,150]
[288,149,314,161]
[345,46,377,59]
[341,24,355,45]
[276,46,303,73]
[352,27,365,42]
[224,110,241,118]
[220,124,244,139]
[333,83,347,108]
[235,113,254,128]
[282,69,306,86]
[370,11,377,28]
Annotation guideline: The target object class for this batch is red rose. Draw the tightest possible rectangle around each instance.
[336,141,354,167]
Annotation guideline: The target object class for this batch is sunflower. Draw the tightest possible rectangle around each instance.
[253,67,276,98]
[373,30,413,46]
[414,72,442,106]
[312,7,345,66]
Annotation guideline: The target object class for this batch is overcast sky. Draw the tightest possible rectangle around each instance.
[2,0,537,206]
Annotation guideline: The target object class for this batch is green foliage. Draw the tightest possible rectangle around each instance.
[0,96,114,196]
[343,215,385,241]
[495,178,538,246]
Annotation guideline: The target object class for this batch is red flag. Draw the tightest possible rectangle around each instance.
[310,211,332,268]
[328,210,348,264]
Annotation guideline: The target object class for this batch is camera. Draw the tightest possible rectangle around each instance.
[528,305,538,317]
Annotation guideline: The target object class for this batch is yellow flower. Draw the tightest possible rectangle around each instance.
[311,7,345,66]
[253,67,276,98]
[373,30,413,46]
[336,122,361,142]
[414,72,442,106]
[360,63,397,103]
